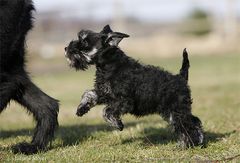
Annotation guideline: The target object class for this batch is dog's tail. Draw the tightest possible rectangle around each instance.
[179,48,190,81]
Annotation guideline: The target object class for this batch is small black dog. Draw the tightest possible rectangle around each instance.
[0,0,59,154]
[65,25,204,148]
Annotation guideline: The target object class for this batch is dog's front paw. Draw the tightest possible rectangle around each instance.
[76,103,90,116]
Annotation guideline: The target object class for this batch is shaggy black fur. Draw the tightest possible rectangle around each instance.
[0,0,59,154]
[65,25,204,148]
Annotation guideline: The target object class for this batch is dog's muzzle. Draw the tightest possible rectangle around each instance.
[64,49,89,70]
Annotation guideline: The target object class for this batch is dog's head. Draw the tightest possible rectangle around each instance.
[65,25,129,70]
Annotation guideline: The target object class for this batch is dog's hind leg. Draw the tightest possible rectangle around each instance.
[168,112,204,148]
[76,90,98,116]
[12,78,59,155]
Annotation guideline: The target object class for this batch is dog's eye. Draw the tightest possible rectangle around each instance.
[82,39,89,48]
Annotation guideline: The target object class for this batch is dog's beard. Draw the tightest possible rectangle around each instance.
[66,53,89,70]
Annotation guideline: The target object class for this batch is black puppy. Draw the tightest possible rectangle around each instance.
[0,0,59,154]
[65,25,204,148]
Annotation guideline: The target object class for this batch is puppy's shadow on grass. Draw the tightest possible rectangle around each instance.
[55,122,139,147]
[204,130,237,145]
[121,127,237,147]
[121,127,175,146]
[0,123,237,150]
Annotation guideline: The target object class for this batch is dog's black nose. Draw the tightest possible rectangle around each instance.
[64,47,67,51]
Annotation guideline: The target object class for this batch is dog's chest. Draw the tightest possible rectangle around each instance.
[95,69,113,96]
[97,81,112,95]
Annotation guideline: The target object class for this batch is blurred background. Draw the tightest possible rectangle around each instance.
[26,0,240,73]
[19,0,240,74]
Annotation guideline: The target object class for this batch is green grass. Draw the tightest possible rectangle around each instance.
[0,54,240,162]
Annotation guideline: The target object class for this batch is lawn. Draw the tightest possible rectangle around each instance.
[0,54,240,162]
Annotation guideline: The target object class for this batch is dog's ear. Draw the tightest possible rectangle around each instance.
[105,32,129,46]
[100,25,113,34]
[100,25,129,46]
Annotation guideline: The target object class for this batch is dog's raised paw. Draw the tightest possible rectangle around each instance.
[76,104,90,116]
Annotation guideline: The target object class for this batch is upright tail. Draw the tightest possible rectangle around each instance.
[180,48,190,81]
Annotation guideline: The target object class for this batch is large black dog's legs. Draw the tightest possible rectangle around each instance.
[12,79,59,155]
[168,112,204,148]
[0,82,16,112]
[76,90,98,116]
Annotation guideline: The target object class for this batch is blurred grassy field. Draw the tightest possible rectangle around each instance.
[0,53,240,162]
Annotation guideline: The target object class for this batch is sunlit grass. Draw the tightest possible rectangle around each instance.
[0,54,239,162]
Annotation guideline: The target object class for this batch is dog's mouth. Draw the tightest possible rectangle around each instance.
[65,50,90,70]
[65,52,72,64]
